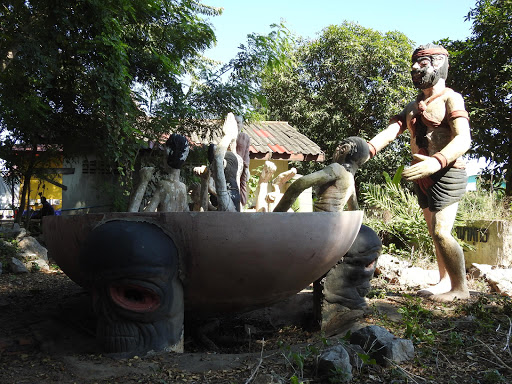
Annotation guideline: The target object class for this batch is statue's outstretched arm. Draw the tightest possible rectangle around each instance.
[273,165,340,212]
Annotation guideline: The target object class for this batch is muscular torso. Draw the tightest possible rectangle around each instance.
[404,92,454,156]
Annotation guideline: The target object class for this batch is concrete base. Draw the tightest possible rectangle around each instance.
[456,220,512,268]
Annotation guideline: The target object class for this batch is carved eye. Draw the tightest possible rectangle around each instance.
[109,283,161,312]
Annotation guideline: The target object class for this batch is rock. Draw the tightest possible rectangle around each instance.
[29,259,50,272]
[343,343,366,371]
[252,373,284,384]
[15,227,29,241]
[470,263,512,296]
[321,302,366,337]
[0,223,22,239]
[10,257,29,274]
[18,236,48,262]
[374,254,409,283]
[349,325,414,367]
[318,344,352,382]
[374,254,439,288]
[398,267,439,288]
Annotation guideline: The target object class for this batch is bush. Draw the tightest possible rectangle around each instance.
[458,188,511,221]
[361,167,434,261]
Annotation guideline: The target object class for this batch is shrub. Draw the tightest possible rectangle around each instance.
[361,167,434,261]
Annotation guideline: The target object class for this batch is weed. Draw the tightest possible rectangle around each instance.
[458,296,496,332]
[30,261,40,272]
[482,369,507,383]
[328,366,351,383]
[397,295,436,344]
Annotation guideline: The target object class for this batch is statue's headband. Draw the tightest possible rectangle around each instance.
[412,47,449,60]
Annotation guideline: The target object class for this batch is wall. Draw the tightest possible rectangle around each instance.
[456,220,512,268]
[62,155,116,215]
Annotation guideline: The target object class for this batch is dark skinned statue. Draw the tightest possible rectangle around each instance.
[80,220,184,357]
[275,136,382,334]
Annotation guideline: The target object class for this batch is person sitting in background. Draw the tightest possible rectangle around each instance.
[40,196,55,217]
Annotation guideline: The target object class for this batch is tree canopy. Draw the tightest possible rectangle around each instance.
[442,0,512,195]
[259,22,416,184]
[0,0,228,217]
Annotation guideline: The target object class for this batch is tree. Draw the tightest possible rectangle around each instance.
[442,0,512,195]
[0,0,222,220]
[259,22,416,185]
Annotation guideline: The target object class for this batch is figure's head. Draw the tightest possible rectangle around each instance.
[411,44,449,89]
[41,196,47,203]
[333,137,370,175]
[165,134,189,169]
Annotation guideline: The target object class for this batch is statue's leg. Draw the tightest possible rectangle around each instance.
[316,225,382,335]
[417,208,451,297]
[426,203,470,302]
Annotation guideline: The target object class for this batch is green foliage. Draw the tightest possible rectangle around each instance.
[441,0,512,195]
[397,295,436,344]
[361,168,433,259]
[0,238,19,272]
[482,369,507,383]
[0,238,18,256]
[458,296,497,332]
[458,188,512,221]
[0,0,239,214]
[246,164,264,208]
[260,21,415,183]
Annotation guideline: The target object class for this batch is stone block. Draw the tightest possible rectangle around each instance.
[456,220,512,267]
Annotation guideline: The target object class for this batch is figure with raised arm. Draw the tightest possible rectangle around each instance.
[366,44,471,302]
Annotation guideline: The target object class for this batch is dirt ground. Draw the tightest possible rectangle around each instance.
[1,268,512,383]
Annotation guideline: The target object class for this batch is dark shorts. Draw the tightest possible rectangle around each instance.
[414,167,468,212]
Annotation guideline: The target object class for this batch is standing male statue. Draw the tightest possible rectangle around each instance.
[366,44,471,302]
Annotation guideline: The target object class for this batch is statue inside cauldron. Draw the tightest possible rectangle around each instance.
[365,44,471,302]
[128,133,190,213]
[275,137,382,334]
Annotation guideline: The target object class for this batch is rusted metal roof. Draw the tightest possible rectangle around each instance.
[158,121,325,162]
[244,121,324,162]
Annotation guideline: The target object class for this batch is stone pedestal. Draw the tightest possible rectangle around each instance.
[456,220,512,268]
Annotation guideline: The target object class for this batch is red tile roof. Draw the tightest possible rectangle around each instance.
[158,121,325,162]
[244,121,324,161]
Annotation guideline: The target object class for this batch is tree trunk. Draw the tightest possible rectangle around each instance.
[16,146,37,225]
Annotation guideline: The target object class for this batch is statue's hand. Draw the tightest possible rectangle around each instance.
[402,154,442,181]
[222,113,239,141]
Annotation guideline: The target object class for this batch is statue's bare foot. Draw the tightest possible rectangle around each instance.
[417,280,451,297]
[429,289,470,303]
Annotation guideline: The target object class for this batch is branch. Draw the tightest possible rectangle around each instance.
[244,339,265,384]
[477,338,512,371]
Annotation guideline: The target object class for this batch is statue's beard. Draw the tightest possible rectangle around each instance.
[411,67,442,89]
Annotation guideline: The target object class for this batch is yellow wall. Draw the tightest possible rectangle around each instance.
[20,157,63,211]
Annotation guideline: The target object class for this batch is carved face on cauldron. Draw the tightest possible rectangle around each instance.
[410,44,449,89]
[323,225,382,309]
[80,220,183,357]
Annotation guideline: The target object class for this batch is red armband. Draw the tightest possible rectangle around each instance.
[368,142,377,159]
[432,152,448,169]
[448,110,469,121]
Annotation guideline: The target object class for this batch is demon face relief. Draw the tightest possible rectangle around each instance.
[80,220,183,357]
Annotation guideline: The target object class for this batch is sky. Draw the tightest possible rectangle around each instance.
[202,0,487,173]
[204,0,477,63]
